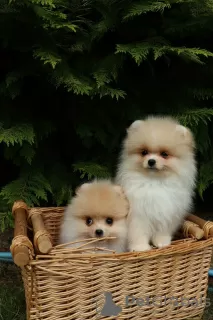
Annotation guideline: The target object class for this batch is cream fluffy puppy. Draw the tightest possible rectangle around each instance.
[59,180,129,253]
[116,116,197,252]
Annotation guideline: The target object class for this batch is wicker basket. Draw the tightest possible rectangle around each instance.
[10,200,213,320]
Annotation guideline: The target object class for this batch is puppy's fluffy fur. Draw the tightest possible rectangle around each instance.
[116,116,197,252]
[59,180,129,253]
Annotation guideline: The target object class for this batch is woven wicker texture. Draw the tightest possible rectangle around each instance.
[17,206,213,320]
[29,207,64,246]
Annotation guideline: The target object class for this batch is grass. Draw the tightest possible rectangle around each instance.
[204,289,213,320]
[0,284,25,320]
[0,262,26,320]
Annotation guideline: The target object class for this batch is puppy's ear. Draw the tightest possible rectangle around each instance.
[113,185,129,215]
[176,124,195,148]
[75,183,91,195]
[176,124,188,137]
[127,120,143,133]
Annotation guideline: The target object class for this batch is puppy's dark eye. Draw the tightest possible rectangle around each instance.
[161,151,169,158]
[106,218,113,225]
[141,149,148,156]
[86,217,93,226]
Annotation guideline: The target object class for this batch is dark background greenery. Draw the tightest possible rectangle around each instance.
[0,0,213,230]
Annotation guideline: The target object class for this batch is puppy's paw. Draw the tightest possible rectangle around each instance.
[130,243,152,252]
[152,234,171,249]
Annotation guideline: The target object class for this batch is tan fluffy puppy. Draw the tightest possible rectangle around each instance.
[59,179,129,253]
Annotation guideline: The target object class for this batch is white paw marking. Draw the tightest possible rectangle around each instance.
[130,244,152,252]
[152,235,171,249]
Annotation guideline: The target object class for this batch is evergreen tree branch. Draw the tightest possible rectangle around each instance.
[116,41,213,65]
[0,172,52,206]
[73,162,111,180]
[0,124,35,146]
[123,1,171,20]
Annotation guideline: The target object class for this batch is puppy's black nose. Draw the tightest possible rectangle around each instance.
[95,229,104,237]
[148,159,156,167]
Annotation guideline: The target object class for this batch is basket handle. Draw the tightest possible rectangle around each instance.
[187,213,213,238]
[28,208,52,254]
[10,201,33,267]
[182,220,204,240]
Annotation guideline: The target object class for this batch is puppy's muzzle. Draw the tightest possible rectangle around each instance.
[95,229,104,237]
[148,159,156,168]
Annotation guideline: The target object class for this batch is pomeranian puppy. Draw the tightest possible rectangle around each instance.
[59,179,129,253]
[116,116,197,252]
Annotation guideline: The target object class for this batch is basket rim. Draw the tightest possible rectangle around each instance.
[30,237,213,265]
[28,207,213,260]
[13,203,213,265]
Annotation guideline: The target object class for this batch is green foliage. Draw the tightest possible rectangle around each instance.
[0,124,35,146]
[73,162,111,180]
[0,211,13,232]
[177,108,213,127]
[54,71,94,95]
[197,162,213,199]
[194,90,213,101]
[30,0,55,6]
[123,1,171,20]
[33,49,62,69]
[0,172,52,206]
[177,109,213,156]
[0,197,13,232]
[0,0,213,230]
[116,42,213,65]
